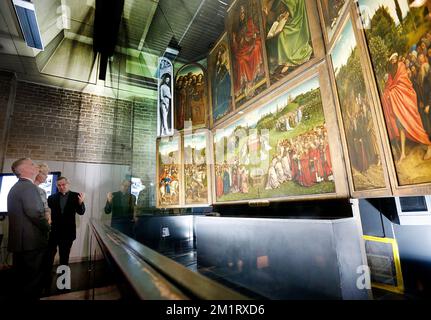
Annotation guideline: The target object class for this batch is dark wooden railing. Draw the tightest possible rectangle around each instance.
[89,219,248,300]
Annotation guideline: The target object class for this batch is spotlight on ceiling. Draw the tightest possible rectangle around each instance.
[93,0,125,80]
[12,0,44,50]
[163,37,181,61]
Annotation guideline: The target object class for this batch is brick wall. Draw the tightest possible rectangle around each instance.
[0,72,13,129]
[0,71,14,164]
[131,97,157,207]
[0,72,158,204]
[6,81,136,165]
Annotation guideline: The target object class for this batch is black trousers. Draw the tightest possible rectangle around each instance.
[47,237,74,267]
[43,237,74,293]
[42,238,73,294]
[13,248,47,299]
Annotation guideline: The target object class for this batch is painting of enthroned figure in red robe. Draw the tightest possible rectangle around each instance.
[359,0,431,185]
[227,0,268,107]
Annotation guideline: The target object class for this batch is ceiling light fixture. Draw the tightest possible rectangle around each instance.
[93,0,125,80]
[163,36,181,61]
[12,0,44,50]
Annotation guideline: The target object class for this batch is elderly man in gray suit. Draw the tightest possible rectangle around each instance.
[7,158,50,299]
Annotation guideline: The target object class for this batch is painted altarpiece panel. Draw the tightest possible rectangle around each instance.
[226,0,269,108]
[356,0,431,194]
[183,130,212,206]
[157,57,174,137]
[213,66,349,204]
[329,16,389,194]
[261,0,315,83]
[318,0,349,44]
[175,63,208,130]
[156,135,182,208]
[208,33,235,127]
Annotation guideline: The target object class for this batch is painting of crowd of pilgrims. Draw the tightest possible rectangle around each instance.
[227,0,268,107]
[214,76,335,202]
[157,137,181,207]
[330,19,386,190]
[175,64,207,130]
[208,35,234,125]
[262,0,314,83]
[184,133,209,204]
[359,0,431,185]
[320,0,346,40]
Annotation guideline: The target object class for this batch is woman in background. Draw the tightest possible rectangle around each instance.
[34,163,51,225]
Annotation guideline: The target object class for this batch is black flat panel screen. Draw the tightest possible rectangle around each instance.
[399,196,428,213]
[0,172,61,213]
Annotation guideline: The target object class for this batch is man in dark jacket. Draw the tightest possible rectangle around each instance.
[47,177,85,267]
[7,158,50,299]
[104,180,136,237]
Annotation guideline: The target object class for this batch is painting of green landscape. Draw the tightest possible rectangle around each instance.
[359,0,431,185]
[214,76,335,202]
[330,19,386,191]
